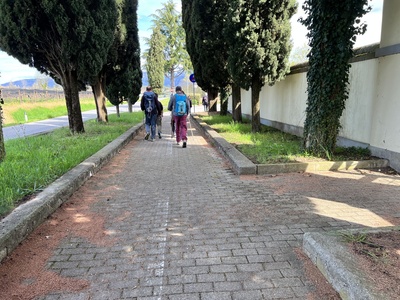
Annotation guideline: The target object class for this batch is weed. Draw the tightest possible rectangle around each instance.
[340,232,368,243]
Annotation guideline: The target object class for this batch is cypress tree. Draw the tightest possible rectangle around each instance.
[300,0,370,157]
[145,25,166,95]
[0,0,118,133]
[226,0,296,132]
[182,0,231,113]
[183,0,237,114]
[151,0,190,92]
[106,0,142,109]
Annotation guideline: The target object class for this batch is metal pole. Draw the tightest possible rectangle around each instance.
[192,82,195,113]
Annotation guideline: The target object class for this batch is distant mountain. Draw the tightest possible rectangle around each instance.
[141,71,187,89]
[1,72,189,90]
[1,78,58,88]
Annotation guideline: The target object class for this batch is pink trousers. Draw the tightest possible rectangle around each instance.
[174,115,187,143]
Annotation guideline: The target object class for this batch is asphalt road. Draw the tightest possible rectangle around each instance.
[2,103,141,141]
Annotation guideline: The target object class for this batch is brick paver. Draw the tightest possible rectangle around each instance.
[4,112,400,299]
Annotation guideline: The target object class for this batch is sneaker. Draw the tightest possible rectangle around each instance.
[182,141,187,148]
[176,142,180,145]
[144,132,150,140]
[158,133,162,139]
[150,138,154,142]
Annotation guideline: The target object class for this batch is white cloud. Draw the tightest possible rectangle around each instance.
[138,0,181,52]
[0,52,38,84]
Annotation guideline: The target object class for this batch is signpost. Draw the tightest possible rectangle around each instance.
[189,74,196,113]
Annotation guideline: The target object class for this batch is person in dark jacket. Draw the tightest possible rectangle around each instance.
[140,86,158,142]
[155,94,163,139]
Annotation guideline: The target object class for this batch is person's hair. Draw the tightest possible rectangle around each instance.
[146,86,152,91]
[175,86,182,92]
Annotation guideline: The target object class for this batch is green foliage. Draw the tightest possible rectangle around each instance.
[225,0,297,132]
[106,0,142,106]
[0,0,118,133]
[0,112,143,217]
[182,0,231,92]
[145,25,166,95]
[151,0,191,90]
[300,0,371,157]
[226,0,297,90]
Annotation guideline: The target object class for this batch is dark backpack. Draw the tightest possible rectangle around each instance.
[174,94,187,116]
[144,92,155,114]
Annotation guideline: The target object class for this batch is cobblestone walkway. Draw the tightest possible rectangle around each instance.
[1,113,400,299]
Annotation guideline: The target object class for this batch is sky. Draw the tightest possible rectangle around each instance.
[0,0,383,85]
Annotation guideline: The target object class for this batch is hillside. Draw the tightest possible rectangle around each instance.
[1,71,188,90]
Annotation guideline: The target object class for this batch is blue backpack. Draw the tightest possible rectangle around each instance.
[174,94,187,116]
[144,92,155,114]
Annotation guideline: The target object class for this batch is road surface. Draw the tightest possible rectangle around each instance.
[2,103,141,141]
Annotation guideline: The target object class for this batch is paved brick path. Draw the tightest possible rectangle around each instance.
[4,113,400,299]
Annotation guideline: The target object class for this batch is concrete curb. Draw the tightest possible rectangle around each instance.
[191,114,389,175]
[0,123,144,263]
[257,159,389,174]
[191,115,256,175]
[303,227,400,300]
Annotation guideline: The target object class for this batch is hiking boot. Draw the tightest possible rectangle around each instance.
[144,132,150,140]
[182,141,187,148]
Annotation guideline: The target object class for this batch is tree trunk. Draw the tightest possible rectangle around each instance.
[0,96,5,162]
[232,84,242,123]
[116,104,120,117]
[62,70,85,134]
[128,98,133,113]
[251,80,262,133]
[220,87,229,116]
[207,88,219,112]
[91,77,108,123]
[0,125,4,162]
[170,68,175,94]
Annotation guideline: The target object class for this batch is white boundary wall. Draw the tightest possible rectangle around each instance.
[229,48,400,172]
[229,1,400,171]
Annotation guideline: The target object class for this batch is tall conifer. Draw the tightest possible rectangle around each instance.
[182,0,231,112]
[146,25,166,95]
[0,0,117,133]
[226,0,296,132]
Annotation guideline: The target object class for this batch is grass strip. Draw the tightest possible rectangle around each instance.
[199,114,371,164]
[0,112,143,217]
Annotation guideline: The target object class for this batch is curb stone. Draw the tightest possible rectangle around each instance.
[191,114,389,175]
[0,123,144,263]
[303,227,400,300]
[191,115,256,175]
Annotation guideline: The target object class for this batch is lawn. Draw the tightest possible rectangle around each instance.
[2,95,97,126]
[199,114,372,164]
